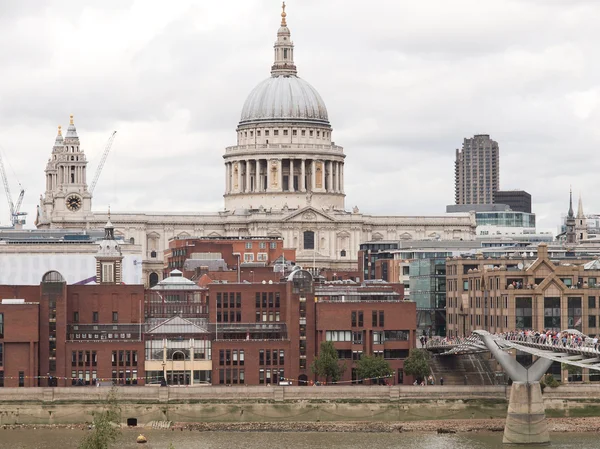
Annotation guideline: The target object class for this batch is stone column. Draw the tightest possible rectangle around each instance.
[503,382,549,444]
[245,160,251,193]
[237,162,243,193]
[255,159,260,192]
[267,159,272,191]
[340,163,344,193]
[327,161,333,192]
[300,159,306,192]
[278,159,283,191]
[311,160,316,192]
[225,163,230,193]
[289,159,295,192]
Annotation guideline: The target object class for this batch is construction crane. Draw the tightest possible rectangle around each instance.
[0,150,26,227]
[89,131,117,194]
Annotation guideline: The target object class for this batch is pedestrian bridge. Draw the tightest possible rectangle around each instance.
[426,330,600,372]
[425,330,600,444]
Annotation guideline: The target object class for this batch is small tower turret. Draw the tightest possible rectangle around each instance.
[271,2,297,77]
[566,188,576,245]
[95,211,123,284]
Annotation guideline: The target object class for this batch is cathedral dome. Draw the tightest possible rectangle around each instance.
[239,75,329,126]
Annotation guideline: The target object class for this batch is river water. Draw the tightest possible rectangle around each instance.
[0,429,597,448]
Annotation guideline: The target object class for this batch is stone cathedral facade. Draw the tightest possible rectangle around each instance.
[36,6,476,286]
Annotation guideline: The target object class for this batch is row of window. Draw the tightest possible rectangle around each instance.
[241,129,330,139]
[255,311,281,322]
[243,253,268,262]
[111,350,139,366]
[245,242,278,249]
[219,349,245,366]
[325,330,410,343]
[259,349,285,366]
[255,292,281,309]
[69,333,134,340]
[216,311,242,323]
[73,311,118,323]
[217,292,242,309]
[218,368,245,384]
[259,368,285,384]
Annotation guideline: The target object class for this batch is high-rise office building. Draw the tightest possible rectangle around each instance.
[495,190,532,213]
[454,134,499,205]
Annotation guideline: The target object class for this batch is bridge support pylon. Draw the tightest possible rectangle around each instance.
[503,381,548,444]
[473,331,553,445]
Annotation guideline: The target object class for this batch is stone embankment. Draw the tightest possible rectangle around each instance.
[3,417,600,433]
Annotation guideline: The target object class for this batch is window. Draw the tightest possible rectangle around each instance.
[325,330,352,342]
[244,253,254,262]
[310,130,314,137]
[568,297,582,331]
[102,262,114,283]
[0,371,3,387]
[352,331,363,344]
[274,130,279,136]
[265,130,269,136]
[379,311,384,327]
[270,242,277,249]
[259,350,264,365]
[257,130,261,137]
[245,242,253,249]
[19,371,24,387]
[92,311,99,323]
[351,311,357,327]
[373,331,384,344]
[292,130,297,136]
[372,310,377,327]
[257,253,268,261]
[589,315,597,328]
[283,130,288,136]
[515,297,532,329]
[358,311,363,327]
[112,312,118,323]
[383,330,409,341]
[73,311,79,323]
[589,297,596,309]
[303,231,315,250]
[544,297,561,331]
[0,343,3,366]
[259,242,266,249]
[0,313,3,338]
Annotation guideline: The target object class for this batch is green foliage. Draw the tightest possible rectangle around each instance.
[355,354,394,384]
[310,341,346,383]
[541,373,560,389]
[402,349,431,381]
[78,386,121,449]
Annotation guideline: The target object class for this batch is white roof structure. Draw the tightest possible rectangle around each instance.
[151,269,201,291]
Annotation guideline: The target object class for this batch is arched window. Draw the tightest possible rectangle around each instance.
[303,231,314,250]
[42,270,65,283]
[340,250,347,257]
[149,272,159,288]
[129,237,135,244]
[150,250,157,258]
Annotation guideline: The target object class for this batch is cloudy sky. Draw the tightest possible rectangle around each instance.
[0,0,598,234]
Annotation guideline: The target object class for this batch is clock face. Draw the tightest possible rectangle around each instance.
[66,195,82,211]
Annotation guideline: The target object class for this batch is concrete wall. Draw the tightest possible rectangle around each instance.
[0,385,599,426]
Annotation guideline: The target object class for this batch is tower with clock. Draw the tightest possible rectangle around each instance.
[38,115,93,225]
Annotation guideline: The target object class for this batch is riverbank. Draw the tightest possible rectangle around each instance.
[2,417,600,433]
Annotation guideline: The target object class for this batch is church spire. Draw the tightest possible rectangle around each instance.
[567,187,574,219]
[577,194,585,219]
[271,2,297,77]
[54,125,63,146]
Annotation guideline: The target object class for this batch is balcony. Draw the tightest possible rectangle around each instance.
[67,324,142,341]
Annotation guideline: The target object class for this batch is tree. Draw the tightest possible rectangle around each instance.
[402,349,431,382]
[79,386,121,449]
[355,354,394,384]
[311,341,346,383]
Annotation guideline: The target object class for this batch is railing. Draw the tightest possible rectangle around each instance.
[225,143,344,153]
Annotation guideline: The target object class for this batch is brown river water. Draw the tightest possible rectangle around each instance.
[0,429,597,449]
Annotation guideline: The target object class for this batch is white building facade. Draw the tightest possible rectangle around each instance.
[36,6,476,285]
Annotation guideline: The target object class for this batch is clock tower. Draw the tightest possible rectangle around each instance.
[38,115,92,226]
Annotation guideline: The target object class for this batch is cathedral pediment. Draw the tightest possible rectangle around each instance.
[281,207,335,223]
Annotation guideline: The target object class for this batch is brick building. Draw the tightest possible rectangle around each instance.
[164,236,295,283]
[0,220,145,387]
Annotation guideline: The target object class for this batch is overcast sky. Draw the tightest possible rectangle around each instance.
[0,0,599,234]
